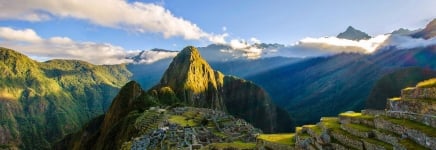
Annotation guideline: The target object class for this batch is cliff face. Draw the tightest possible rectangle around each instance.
[152,46,293,133]
[0,47,131,149]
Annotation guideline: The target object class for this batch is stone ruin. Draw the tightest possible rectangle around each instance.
[290,86,436,150]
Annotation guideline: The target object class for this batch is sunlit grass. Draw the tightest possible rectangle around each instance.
[339,112,374,120]
[257,133,295,145]
[203,141,256,149]
[417,78,436,88]
[388,97,401,101]
[168,115,198,127]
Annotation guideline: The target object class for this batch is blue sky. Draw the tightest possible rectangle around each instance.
[0,0,435,64]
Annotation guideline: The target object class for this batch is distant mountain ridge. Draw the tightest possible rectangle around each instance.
[413,18,436,39]
[337,26,371,40]
[248,45,436,126]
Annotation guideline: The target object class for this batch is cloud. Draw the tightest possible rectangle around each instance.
[226,38,263,59]
[380,34,436,50]
[0,27,42,43]
[0,27,138,64]
[298,34,390,53]
[136,50,178,64]
[0,0,226,43]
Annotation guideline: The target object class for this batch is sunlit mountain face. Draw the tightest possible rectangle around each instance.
[1,1,436,149]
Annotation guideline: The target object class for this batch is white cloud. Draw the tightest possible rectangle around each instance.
[250,37,261,44]
[381,34,436,50]
[0,27,42,43]
[0,0,226,43]
[298,34,390,53]
[208,33,228,44]
[137,50,178,64]
[0,27,138,64]
[221,38,264,59]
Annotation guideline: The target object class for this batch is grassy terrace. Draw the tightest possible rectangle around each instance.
[257,133,295,145]
[343,123,373,132]
[202,141,256,149]
[320,117,340,129]
[388,97,401,101]
[303,124,322,136]
[364,138,393,150]
[339,112,374,120]
[382,116,436,137]
[168,115,198,127]
[398,139,428,150]
[320,116,393,149]
[417,78,436,88]
[373,127,426,149]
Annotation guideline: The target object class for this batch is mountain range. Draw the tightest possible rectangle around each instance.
[246,19,436,125]
[1,19,436,149]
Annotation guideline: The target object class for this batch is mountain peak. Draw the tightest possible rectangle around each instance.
[337,26,371,41]
[421,18,436,39]
[175,46,201,62]
[158,46,225,109]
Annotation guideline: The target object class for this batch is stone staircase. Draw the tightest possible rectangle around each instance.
[293,86,436,150]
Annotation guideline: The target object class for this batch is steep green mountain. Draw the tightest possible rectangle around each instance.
[365,67,436,110]
[337,26,371,40]
[151,46,293,133]
[247,46,436,126]
[54,81,156,150]
[56,46,293,149]
[0,47,131,149]
[126,45,300,90]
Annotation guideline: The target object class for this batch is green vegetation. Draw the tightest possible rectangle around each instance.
[417,78,436,88]
[388,97,401,101]
[383,116,436,137]
[366,67,436,109]
[339,112,374,120]
[364,138,393,150]
[398,139,428,150]
[203,141,256,149]
[257,133,295,145]
[343,123,372,132]
[168,115,198,127]
[0,47,132,149]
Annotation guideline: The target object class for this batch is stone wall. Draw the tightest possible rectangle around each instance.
[387,98,436,115]
[386,111,436,128]
[374,117,436,149]
[401,87,436,100]
[256,140,295,150]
